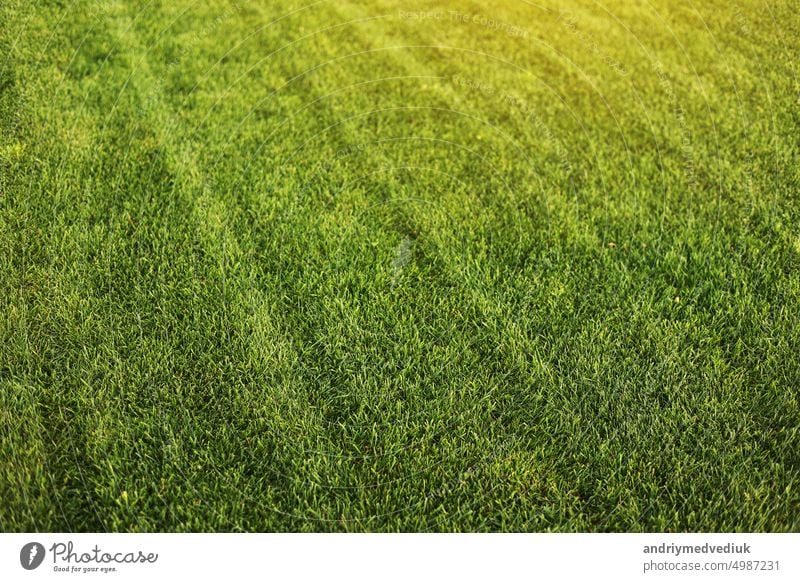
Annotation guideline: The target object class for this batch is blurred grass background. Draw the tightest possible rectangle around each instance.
[1,0,799,531]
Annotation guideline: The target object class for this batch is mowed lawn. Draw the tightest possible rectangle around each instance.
[1,0,799,532]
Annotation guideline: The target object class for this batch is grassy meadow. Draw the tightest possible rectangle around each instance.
[1,0,799,531]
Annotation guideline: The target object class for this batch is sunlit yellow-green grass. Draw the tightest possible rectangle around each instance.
[1,0,799,531]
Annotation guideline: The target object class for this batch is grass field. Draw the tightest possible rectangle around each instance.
[1,0,799,532]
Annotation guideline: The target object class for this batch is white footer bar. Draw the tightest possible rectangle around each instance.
[1,533,797,581]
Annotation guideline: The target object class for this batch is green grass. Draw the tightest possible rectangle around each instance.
[1,0,799,532]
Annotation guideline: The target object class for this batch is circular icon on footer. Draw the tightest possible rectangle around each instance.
[20,542,45,570]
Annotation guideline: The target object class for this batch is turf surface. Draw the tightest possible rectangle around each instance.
[1,0,799,532]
